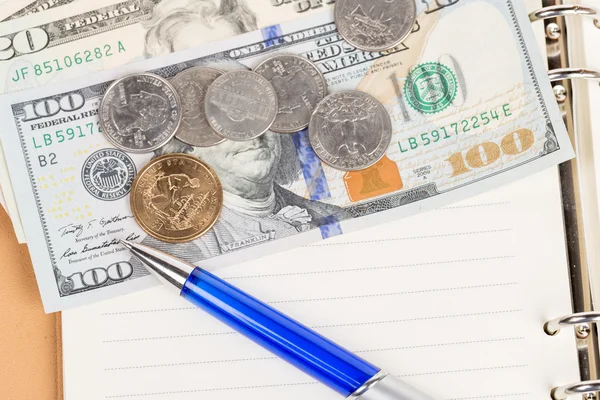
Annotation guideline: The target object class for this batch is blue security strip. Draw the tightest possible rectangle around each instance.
[291,129,331,202]
[260,27,343,240]
[291,130,343,240]
[319,215,344,239]
[261,24,284,48]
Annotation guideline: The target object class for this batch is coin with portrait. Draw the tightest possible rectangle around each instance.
[100,73,181,153]
[171,67,226,147]
[254,54,327,133]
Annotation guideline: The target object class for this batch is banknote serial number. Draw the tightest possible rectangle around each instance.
[398,104,512,153]
[10,42,126,83]
[32,122,101,149]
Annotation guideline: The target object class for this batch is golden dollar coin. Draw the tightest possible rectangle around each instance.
[130,154,223,243]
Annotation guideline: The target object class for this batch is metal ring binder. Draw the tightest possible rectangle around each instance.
[529,4,600,28]
[548,68,600,82]
[535,1,600,398]
[552,380,600,399]
[545,312,600,335]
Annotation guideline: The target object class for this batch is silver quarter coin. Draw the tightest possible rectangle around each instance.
[309,90,392,171]
[99,72,181,153]
[334,0,417,52]
[254,54,327,133]
[204,70,278,141]
[171,67,226,147]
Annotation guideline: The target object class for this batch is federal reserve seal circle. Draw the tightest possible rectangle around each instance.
[82,149,136,201]
[404,62,457,114]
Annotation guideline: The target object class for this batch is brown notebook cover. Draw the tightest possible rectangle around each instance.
[0,208,63,399]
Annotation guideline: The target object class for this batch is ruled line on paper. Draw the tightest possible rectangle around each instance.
[398,364,528,377]
[446,394,531,400]
[105,388,532,399]
[103,337,525,370]
[308,229,513,247]
[105,382,317,399]
[105,381,532,400]
[353,337,525,354]
[102,366,530,399]
[269,282,519,304]
[223,255,517,280]
[439,202,511,210]
[101,309,523,343]
[99,282,519,316]
[100,307,521,318]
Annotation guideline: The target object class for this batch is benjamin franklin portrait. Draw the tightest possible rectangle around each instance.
[143,0,258,58]
[136,0,351,262]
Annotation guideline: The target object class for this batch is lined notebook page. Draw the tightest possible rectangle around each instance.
[62,168,580,400]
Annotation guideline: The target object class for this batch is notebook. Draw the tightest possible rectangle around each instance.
[61,0,600,399]
[62,167,580,400]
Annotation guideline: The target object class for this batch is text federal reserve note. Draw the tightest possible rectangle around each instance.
[0,1,573,311]
[0,0,336,243]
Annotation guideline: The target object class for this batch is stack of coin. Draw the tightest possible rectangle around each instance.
[99,48,401,242]
[99,72,225,244]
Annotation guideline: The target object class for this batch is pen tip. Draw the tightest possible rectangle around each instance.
[120,239,133,250]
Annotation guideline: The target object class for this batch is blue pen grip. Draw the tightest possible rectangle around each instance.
[181,268,379,396]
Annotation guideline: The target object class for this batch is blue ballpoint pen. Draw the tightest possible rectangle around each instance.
[122,240,436,400]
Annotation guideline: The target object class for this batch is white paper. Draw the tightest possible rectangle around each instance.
[62,168,580,400]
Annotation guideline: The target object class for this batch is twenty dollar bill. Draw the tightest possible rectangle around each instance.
[0,0,573,311]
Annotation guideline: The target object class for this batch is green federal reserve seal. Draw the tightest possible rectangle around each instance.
[404,62,457,114]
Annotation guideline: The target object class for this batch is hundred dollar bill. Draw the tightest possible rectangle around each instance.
[0,0,573,311]
[0,0,336,242]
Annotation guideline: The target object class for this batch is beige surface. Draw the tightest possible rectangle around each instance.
[0,208,62,400]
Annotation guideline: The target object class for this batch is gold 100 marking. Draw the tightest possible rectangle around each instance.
[446,129,535,177]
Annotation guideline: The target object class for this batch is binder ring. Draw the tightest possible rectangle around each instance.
[552,380,600,399]
[544,312,600,335]
[548,68,600,82]
[529,5,600,28]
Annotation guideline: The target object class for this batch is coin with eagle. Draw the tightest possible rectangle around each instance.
[334,0,416,52]
[309,90,392,171]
